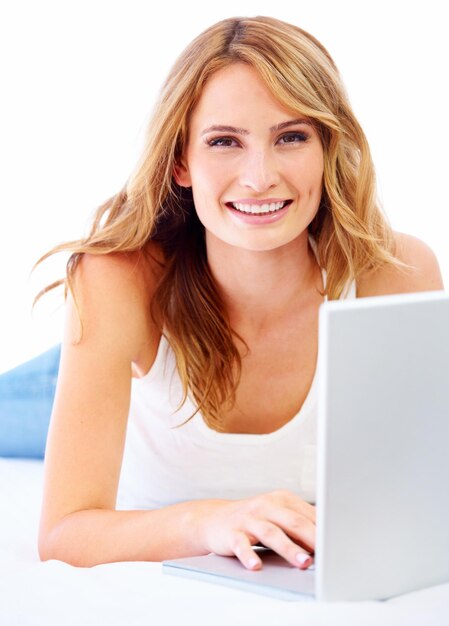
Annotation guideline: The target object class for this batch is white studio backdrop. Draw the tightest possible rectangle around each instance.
[0,0,448,372]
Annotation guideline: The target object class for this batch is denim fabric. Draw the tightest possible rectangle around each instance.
[0,345,61,458]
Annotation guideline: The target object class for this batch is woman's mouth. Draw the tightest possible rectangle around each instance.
[225,199,293,225]
[226,199,292,215]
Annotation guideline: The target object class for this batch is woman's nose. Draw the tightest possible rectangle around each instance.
[238,149,280,192]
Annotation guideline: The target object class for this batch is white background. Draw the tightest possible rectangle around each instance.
[1,0,448,372]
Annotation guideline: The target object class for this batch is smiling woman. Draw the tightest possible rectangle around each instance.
[18,15,443,572]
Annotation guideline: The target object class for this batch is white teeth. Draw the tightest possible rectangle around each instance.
[231,201,287,214]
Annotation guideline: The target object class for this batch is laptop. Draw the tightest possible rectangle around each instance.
[163,289,449,602]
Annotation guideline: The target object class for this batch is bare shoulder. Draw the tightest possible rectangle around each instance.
[68,241,165,369]
[357,231,445,298]
[74,241,163,299]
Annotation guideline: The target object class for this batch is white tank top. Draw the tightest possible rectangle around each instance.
[116,236,356,510]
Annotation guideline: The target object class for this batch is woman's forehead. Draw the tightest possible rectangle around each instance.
[188,64,306,132]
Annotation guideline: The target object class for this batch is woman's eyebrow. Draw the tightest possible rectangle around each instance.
[200,118,311,136]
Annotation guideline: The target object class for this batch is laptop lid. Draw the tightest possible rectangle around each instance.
[315,289,449,601]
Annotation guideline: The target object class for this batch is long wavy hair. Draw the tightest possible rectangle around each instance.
[35,15,411,432]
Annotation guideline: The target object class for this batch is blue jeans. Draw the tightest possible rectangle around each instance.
[0,345,61,458]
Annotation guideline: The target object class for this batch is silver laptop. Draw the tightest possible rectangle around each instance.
[163,290,449,602]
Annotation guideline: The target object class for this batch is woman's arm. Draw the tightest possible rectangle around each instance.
[38,248,315,570]
[38,248,166,564]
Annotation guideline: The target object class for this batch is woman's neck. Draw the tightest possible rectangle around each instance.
[205,230,321,332]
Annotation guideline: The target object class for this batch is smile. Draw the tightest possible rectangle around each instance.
[227,200,292,215]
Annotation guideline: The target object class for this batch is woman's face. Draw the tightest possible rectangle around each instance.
[174,63,324,252]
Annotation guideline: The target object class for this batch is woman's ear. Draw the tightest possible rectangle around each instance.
[173,160,192,188]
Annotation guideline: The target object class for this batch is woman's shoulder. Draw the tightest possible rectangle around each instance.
[357,231,444,298]
[76,241,164,289]
[68,242,164,367]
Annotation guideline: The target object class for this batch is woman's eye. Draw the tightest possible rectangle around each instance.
[278,132,309,145]
[207,136,237,147]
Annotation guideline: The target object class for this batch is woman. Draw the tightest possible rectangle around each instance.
[33,15,443,571]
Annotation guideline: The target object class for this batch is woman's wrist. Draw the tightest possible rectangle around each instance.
[183,498,231,555]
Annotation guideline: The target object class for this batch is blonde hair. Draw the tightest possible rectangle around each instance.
[35,15,410,431]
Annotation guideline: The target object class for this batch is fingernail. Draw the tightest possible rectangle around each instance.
[296,553,311,566]
[248,557,260,569]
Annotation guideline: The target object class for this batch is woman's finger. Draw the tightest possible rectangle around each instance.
[232,531,263,570]
[268,507,316,554]
[249,496,316,553]
[245,519,314,569]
